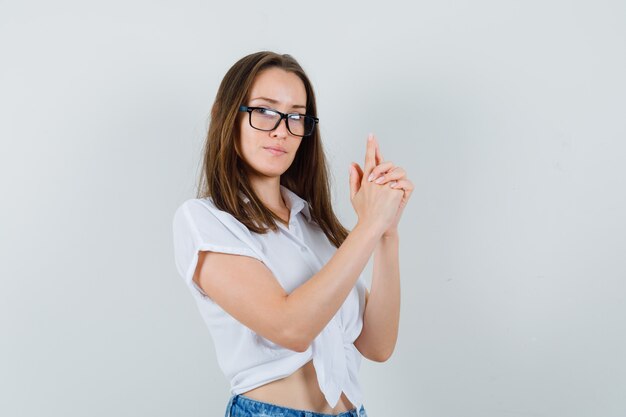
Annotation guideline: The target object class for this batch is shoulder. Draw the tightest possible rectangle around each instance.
[175,196,218,211]
[173,198,212,228]
[173,197,252,238]
[174,196,237,223]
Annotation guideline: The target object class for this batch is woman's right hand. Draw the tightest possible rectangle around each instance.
[349,133,404,235]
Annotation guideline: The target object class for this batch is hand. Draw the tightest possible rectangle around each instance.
[349,133,414,237]
[349,133,404,236]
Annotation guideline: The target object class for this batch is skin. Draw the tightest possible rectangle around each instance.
[194,67,414,414]
[237,67,305,221]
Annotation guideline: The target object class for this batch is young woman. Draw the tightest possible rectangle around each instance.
[173,51,413,417]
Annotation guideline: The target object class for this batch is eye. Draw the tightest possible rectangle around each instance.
[254,108,279,118]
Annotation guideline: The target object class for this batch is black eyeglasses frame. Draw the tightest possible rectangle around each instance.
[238,105,319,137]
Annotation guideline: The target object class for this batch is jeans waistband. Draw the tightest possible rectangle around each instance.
[225,394,366,417]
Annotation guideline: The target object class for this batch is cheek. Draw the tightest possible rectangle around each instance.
[239,133,265,163]
[239,138,254,160]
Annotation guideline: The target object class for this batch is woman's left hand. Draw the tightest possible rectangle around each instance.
[350,134,414,238]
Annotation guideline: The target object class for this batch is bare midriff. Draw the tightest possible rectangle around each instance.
[240,359,356,414]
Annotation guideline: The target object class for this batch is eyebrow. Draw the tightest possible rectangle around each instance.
[250,97,306,110]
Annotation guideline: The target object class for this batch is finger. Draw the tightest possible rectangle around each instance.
[375,138,384,166]
[389,179,409,189]
[371,166,406,184]
[391,179,413,208]
[364,133,377,177]
[353,162,364,182]
[390,180,414,201]
[368,162,396,182]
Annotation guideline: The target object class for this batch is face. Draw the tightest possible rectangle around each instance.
[237,67,307,180]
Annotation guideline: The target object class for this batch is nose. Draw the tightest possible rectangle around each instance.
[270,116,290,139]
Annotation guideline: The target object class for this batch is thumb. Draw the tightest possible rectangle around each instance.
[349,163,360,200]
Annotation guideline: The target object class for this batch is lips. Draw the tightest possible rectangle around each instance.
[263,146,287,154]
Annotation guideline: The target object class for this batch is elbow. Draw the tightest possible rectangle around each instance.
[291,340,311,353]
[278,300,313,352]
[368,345,396,363]
[355,335,396,362]
[280,326,312,353]
[369,351,392,362]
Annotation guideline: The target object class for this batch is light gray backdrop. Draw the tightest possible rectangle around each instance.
[1,1,625,416]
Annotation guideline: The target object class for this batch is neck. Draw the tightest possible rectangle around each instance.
[248,175,289,213]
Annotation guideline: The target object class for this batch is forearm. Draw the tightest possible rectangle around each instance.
[356,232,400,361]
[285,221,382,350]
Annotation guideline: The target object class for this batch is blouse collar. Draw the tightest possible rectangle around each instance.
[280,185,312,222]
[239,185,312,223]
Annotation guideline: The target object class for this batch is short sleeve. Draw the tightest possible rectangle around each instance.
[172,199,263,299]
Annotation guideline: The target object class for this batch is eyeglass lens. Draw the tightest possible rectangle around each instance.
[250,108,315,136]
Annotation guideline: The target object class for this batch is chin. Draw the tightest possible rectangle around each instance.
[243,156,292,178]
[249,165,288,178]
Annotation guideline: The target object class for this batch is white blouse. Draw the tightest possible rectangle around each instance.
[172,184,368,416]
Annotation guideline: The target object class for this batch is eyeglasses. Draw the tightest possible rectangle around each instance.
[239,105,319,137]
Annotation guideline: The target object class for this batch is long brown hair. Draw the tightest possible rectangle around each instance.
[197,51,349,248]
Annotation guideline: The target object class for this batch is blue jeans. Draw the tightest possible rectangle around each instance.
[224,394,368,417]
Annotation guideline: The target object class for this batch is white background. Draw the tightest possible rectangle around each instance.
[1,1,625,416]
